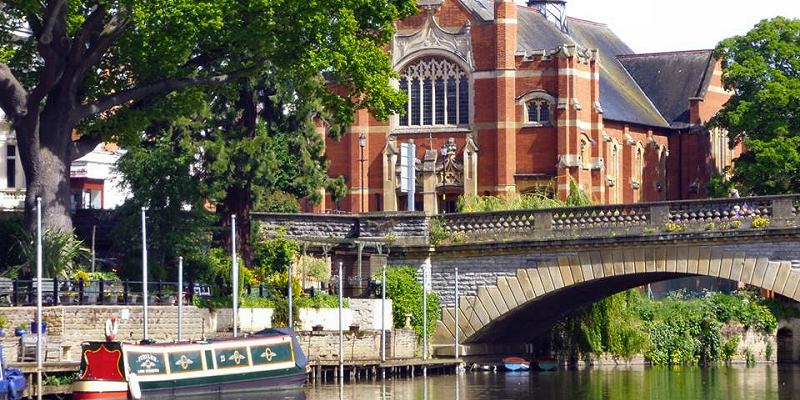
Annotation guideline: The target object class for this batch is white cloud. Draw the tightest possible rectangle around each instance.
[565,0,800,53]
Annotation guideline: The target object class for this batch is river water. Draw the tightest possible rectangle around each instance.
[302,365,800,400]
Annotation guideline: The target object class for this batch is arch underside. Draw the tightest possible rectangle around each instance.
[434,245,800,350]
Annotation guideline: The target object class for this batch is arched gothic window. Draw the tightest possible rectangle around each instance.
[527,99,552,124]
[609,141,621,203]
[398,58,469,127]
[519,90,555,126]
[633,144,644,189]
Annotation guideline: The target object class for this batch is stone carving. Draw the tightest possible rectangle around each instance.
[556,154,582,169]
[550,44,597,64]
[392,11,474,71]
[436,138,464,188]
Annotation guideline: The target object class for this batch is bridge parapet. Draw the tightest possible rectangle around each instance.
[253,195,800,248]
[432,195,800,245]
[253,212,429,246]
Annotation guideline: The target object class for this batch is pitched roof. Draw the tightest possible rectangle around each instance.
[515,11,669,128]
[457,0,494,21]
[617,50,716,128]
[454,1,712,129]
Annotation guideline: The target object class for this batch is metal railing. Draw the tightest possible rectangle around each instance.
[2,278,214,307]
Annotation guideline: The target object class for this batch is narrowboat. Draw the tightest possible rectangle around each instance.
[72,328,308,399]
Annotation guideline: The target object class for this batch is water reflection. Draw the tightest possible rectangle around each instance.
[306,365,800,400]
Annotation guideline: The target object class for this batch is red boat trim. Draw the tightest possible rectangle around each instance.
[80,344,124,381]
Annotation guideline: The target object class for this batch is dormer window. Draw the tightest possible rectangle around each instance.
[519,90,555,127]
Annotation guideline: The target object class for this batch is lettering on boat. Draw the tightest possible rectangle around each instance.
[128,353,166,374]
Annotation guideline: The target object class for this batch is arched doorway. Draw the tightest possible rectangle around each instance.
[777,327,794,363]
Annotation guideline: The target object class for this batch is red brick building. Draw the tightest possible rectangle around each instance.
[320,0,739,214]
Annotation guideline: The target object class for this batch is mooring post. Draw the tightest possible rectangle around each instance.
[232,214,238,338]
[338,261,344,382]
[142,207,149,340]
[178,256,183,342]
[455,266,459,360]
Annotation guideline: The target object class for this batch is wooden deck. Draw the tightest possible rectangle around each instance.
[308,358,463,383]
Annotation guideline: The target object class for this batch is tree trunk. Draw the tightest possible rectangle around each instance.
[16,106,74,233]
[218,184,254,266]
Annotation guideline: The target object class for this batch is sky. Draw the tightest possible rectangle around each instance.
[565,0,800,53]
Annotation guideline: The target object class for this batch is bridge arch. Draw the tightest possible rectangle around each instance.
[432,245,800,355]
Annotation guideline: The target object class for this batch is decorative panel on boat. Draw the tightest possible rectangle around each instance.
[216,347,250,368]
[251,343,293,366]
[168,351,204,373]
[127,352,167,375]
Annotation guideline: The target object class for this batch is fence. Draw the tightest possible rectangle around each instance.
[1,278,217,307]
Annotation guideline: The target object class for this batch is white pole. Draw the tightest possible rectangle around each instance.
[381,264,386,363]
[338,261,344,382]
[232,215,238,338]
[36,197,42,400]
[178,256,183,342]
[455,267,459,360]
[288,262,293,329]
[423,261,428,376]
[141,207,149,340]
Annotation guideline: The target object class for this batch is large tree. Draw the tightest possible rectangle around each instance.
[711,17,800,194]
[0,0,414,232]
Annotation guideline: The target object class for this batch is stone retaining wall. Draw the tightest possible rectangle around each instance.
[1,305,212,361]
[299,329,416,361]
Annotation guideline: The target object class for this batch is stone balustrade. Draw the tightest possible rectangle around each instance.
[254,195,800,247]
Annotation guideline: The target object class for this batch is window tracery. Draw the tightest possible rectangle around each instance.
[398,58,469,128]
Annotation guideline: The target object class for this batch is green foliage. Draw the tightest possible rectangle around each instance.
[711,17,800,195]
[721,335,740,362]
[270,295,300,328]
[264,271,302,301]
[0,314,9,329]
[554,290,778,365]
[456,179,591,213]
[252,230,301,282]
[296,255,331,284]
[0,213,24,272]
[197,248,254,298]
[42,372,79,386]
[255,191,300,213]
[295,293,348,309]
[380,266,440,340]
[457,193,565,213]
[13,230,90,279]
[708,171,737,198]
[766,341,773,361]
[429,218,449,245]
[113,129,214,281]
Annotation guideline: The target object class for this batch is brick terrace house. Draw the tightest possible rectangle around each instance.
[321,0,740,214]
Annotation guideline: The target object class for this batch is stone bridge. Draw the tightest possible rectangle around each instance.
[254,195,800,355]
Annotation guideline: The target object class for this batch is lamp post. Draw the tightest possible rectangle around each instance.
[358,133,367,213]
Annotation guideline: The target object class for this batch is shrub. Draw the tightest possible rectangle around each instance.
[15,229,90,278]
[197,248,254,298]
[380,266,440,340]
[252,228,300,281]
[295,255,330,284]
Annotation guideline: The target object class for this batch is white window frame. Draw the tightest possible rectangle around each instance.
[519,91,556,127]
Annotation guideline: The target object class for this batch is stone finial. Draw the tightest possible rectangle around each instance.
[418,0,444,14]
